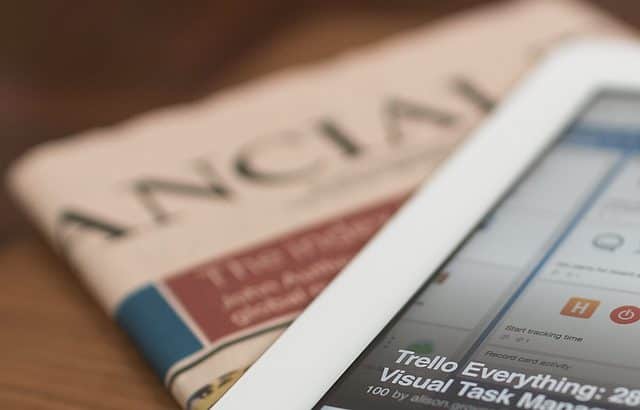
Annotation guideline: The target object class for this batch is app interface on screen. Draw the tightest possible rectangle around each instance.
[316,92,640,410]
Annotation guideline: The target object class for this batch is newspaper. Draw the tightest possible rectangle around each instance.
[7,1,631,408]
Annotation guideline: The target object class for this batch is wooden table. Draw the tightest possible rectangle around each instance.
[1,1,639,408]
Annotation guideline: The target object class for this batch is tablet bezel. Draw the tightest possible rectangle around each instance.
[214,40,640,409]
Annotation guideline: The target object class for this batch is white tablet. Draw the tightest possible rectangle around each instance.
[216,40,640,410]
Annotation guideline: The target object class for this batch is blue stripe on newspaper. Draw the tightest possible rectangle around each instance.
[116,285,203,379]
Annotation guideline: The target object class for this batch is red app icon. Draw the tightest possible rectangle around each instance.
[610,305,640,325]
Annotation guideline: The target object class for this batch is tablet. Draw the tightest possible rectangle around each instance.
[215,40,640,410]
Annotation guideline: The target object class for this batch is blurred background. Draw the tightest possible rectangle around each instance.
[3,0,640,243]
[2,1,640,409]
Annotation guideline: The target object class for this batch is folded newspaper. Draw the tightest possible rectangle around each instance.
[7,1,631,408]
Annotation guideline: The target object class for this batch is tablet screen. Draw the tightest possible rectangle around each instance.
[316,91,640,410]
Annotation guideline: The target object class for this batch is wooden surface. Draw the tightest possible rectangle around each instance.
[0,239,176,409]
[2,1,640,409]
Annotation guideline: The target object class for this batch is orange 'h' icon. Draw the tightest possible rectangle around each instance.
[560,297,600,319]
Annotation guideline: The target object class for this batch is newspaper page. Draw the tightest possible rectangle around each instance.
[7,1,632,408]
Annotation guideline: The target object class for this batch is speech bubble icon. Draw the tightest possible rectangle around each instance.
[592,232,624,252]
